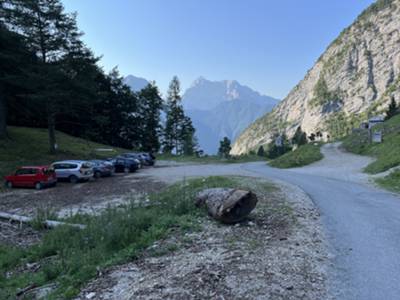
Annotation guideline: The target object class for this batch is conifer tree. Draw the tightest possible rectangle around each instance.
[218,137,232,158]
[2,0,84,153]
[138,82,163,152]
[257,145,265,157]
[163,76,185,154]
[385,96,398,120]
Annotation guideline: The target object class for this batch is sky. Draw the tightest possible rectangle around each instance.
[62,0,375,99]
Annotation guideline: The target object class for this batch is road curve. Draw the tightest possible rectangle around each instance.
[150,144,400,299]
[241,145,400,300]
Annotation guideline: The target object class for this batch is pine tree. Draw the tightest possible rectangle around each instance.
[2,0,84,153]
[0,24,36,139]
[163,76,185,154]
[292,126,308,146]
[218,137,231,158]
[385,97,398,121]
[138,82,163,152]
[257,145,265,157]
[181,116,197,155]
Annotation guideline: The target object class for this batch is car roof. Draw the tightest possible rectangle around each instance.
[52,160,87,164]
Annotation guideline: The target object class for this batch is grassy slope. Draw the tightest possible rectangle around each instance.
[0,176,276,299]
[342,114,400,174]
[0,126,127,179]
[269,143,323,169]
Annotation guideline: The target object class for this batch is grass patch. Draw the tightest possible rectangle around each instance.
[342,114,400,174]
[0,176,241,299]
[269,143,323,169]
[375,170,400,192]
[0,126,127,183]
[157,153,266,164]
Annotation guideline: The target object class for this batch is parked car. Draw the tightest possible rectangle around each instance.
[140,152,155,166]
[119,153,143,168]
[113,157,139,173]
[4,166,57,190]
[89,160,115,178]
[121,152,154,166]
[51,160,93,183]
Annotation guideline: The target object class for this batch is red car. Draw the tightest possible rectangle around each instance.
[4,166,57,190]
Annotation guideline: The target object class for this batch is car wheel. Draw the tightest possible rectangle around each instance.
[124,167,129,174]
[5,181,12,189]
[94,171,101,179]
[69,175,79,184]
[35,182,42,190]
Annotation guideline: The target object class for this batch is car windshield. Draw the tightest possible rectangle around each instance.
[81,163,92,169]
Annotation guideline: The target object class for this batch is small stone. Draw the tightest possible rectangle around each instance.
[86,292,96,299]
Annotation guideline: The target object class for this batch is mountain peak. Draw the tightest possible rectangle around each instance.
[183,77,278,111]
[123,75,149,92]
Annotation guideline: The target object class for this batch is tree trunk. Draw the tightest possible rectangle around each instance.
[195,188,258,224]
[0,84,7,139]
[47,104,57,154]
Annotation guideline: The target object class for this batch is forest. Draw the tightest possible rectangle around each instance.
[0,0,197,155]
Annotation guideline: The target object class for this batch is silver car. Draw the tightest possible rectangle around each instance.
[51,160,93,183]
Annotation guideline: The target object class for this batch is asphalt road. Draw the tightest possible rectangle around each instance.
[152,144,400,299]
[241,145,400,300]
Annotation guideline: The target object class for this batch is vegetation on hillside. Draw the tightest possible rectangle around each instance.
[0,127,126,180]
[269,143,323,169]
[342,111,400,174]
[0,0,198,157]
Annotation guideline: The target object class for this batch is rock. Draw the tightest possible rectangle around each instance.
[86,292,96,299]
[232,1,400,154]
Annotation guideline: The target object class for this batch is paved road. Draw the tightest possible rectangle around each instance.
[151,144,400,299]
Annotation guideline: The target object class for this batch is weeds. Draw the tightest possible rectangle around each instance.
[0,176,239,299]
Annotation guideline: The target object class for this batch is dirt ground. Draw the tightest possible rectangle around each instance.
[76,177,330,300]
[0,167,167,247]
[1,162,330,299]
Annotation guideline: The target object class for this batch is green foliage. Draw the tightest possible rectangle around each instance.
[0,126,126,180]
[137,83,163,152]
[163,76,197,155]
[342,114,400,174]
[375,170,400,192]
[325,111,353,139]
[309,75,343,108]
[269,143,323,169]
[218,137,232,158]
[291,126,308,146]
[385,97,398,121]
[266,134,292,159]
[257,145,265,157]
[0,176,241,299]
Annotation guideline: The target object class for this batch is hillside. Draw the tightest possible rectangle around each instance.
[183,77,279,153]
[0,127,126,179]
[232,0,400,154]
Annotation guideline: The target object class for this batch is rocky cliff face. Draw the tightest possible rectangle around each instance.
[232,0,400,155]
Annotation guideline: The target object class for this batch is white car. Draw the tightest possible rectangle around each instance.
[51,160,93,183]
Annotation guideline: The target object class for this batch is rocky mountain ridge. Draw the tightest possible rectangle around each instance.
[232,0,400,154]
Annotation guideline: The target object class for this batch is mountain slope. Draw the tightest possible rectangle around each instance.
[232,0,400,154]
[124,75,149,92]
[183,78,279,153]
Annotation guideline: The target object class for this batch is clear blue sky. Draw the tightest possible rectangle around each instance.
[62,0,375,99]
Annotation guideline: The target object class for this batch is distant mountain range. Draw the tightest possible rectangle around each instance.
[183,78,279,154]
[124,75,279,154]
[124,75,149,92]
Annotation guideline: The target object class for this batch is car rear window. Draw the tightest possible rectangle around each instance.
[15,168,37,175]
